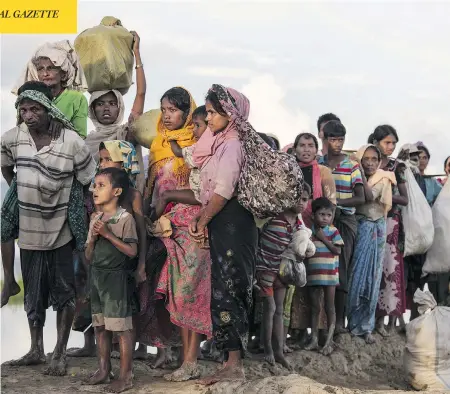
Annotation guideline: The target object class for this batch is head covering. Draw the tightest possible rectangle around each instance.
[102,140,140,187]
[85,89,145,194]
[192,85,249,168]
[356,144,397,215]
[15,89,75,131]
[12,40,88,95]
[147,87,197,198]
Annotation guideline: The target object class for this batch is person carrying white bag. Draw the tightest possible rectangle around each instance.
[404,289,450,391]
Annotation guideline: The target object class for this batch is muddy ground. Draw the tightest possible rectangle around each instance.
[1,331,446,394]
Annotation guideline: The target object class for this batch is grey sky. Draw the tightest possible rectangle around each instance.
[1,1,449,173]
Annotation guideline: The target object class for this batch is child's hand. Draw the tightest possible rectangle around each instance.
[315,228,326,242]
[93,220,111,239]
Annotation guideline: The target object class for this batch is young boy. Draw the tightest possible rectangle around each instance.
[256,186,311,370]
[85,168,138,393]
[318,120,364,334]
[305,197,344,356]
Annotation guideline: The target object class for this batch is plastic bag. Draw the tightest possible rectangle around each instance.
[401,165,434,256]
[423,180,450,275]
[279,258,307,288]
[130,109,161,149]
[403,289,450,390]
[75,16,134,95]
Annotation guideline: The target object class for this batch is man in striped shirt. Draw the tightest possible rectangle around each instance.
[319,120,365,334]
[1,82,96,375]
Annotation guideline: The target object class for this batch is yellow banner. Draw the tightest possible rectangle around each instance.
[0,0,77,34]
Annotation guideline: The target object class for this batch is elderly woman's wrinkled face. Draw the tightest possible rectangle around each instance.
[361,147,380,177]
[94,92,120,125]
[161,97,186,131]
[295,136,318,163]
[36,57,66,88]
[18,99,48,132]
[205,101,229,134]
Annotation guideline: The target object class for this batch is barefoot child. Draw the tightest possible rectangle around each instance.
[305,197,343,356]
[85,168,138,393]
[256,187,311,369]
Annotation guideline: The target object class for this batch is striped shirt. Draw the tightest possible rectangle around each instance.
[319,155,363,214]
[1,124,96,251]
[257,214,301,273]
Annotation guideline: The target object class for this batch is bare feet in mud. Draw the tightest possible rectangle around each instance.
[304,336,319,351]
[263,352,275,366]
[198,363,245,386]
[376,325,391,338]
[1,281,21,308]
[164,362,200,382]
[150,349,170,369]
[105,375,133,393]
[9,349,46,366]
[283,344,293,354]
[84,368,113,385]
[334,325,348,335]
[320,343,334,356]
[43,353,67,376]
[67,346,96,358]
[274,353,293,370]
[364,333,376,344]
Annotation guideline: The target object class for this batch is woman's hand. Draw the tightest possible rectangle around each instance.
[189,215,206,242]
[131,31,140,54]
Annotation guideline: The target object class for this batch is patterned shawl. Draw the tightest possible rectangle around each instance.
[102,140,140,187]
[147,87,197,198]
[12,40,88,95]
[15,89,75,131]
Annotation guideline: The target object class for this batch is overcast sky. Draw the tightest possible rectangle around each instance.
[1,0,449,174]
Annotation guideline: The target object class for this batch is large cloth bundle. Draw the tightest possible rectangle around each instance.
[404,290,450,390]
[130,109,161,149]
[401,165,434,256]
[423,180,450,275]
[75,16,134,95]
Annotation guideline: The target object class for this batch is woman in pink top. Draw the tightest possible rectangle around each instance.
[190,85,258,385]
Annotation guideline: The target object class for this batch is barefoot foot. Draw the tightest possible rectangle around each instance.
[304,337,319,351]
[164,362,200,382]
[9,349,46,366]
[150,349,169,369]
[334,325,348,335]
[274,353,292,370]
[105,376,133,393]
[43,353,67,376]
[283,344,293,354]
[364,333,376,344]
[67,346,97,358]
[376,325,390,338]
[320,343,335,356]
[263,352,275,366]
[198,364,245,386]
[84,369,112,385]
[1,281,21,308]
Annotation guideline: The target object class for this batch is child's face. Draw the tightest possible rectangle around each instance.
[192,115,207,140]
[92,174,121,206]
[314,207,333,228]
[99,149,123,171]
[294,191,310,214]
[326,136,345,155]
[161,97,186,131]
[93,92,120,125]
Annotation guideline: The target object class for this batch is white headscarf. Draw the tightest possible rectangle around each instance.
[12,40,88,95]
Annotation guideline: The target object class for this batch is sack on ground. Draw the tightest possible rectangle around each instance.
[238,132,304,219]
[401,165,434,256]
[75,16,134,95]
[130,109,161,149]
[403,289,450,391]
[279,258,306,288]
[423,180,450,275]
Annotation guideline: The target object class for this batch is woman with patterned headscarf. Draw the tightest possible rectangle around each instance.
[190,85,258,384]
[138,87,212,381]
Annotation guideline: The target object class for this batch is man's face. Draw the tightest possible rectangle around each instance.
[18,99,48,131]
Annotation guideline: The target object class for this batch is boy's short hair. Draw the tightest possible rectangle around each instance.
[192,105,207,120]
[323,120,346,139]
[302,182,312,197]
[96,167,130,204]
[312,197,334,213]
[317,113,340,132]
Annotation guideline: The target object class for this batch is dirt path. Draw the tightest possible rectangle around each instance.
[0,332,445,394]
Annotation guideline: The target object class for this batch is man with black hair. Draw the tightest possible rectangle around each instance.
[317,113,341,157]
[318,120,365,334]
[1,82,96,375]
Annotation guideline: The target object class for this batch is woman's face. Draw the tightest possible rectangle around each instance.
[361,147,380,177]
[36,57,65,88]
[98,149,123,170]
[376,134,397,157]
[418,151,429,172]
[445,158,450,176]
[161,97,186,131]
[205,100,229,134]
[295,136,318,163]
[93,92,120,125]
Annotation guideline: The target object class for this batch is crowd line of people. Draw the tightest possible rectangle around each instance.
[1,32,449,393]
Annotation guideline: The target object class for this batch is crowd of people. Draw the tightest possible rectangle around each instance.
[1,32,449,394]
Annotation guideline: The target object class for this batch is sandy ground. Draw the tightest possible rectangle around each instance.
[1,331,447,394]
